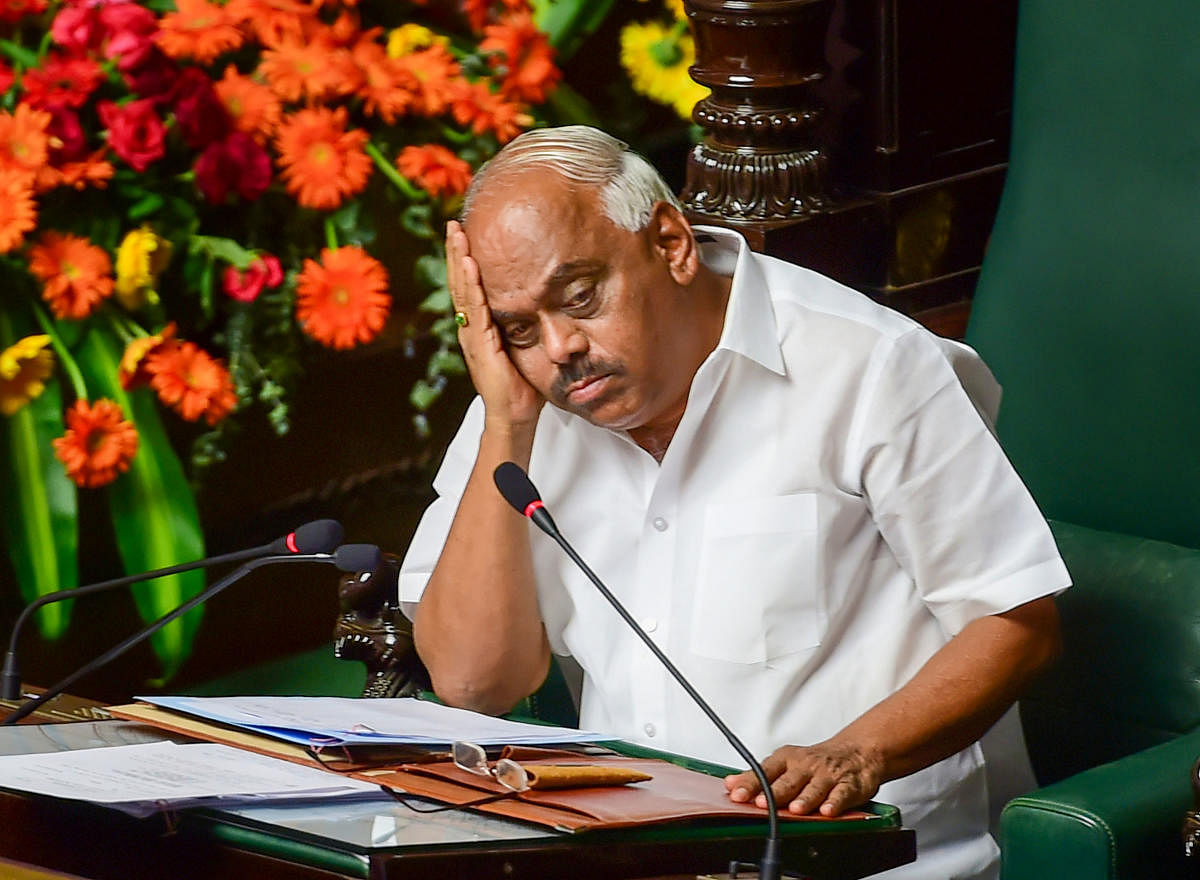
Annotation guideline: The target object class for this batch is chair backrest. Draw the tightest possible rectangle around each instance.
[1021,521,1200,785]
[964,0,1200,549]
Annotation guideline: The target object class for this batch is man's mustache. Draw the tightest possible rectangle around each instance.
[550,357,624,402]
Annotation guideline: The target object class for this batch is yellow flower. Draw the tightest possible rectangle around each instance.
[115,226,172,310]
[637,0,686,18]
[0,334,55,416]
[620,21,709,121]
[387,24,448,58]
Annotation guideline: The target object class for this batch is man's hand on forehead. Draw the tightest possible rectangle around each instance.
[445,220,544,430]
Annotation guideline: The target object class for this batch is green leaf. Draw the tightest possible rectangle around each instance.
[0,309,78,640]
[414,255,447,290]
[74,323,206,681]
[427,348,466,378]
[400,203,435,240]
[418,287,452,313]
[532,0,616,58]
[128,192,166,221]
[0,38,40,69]
[189,235,258,269]
[409,378,444,411]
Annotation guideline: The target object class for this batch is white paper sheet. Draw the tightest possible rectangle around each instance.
[136,695,607,747]
[0,740,380,814]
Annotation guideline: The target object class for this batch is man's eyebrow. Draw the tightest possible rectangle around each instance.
[490,260,607,325]
[546,259,605,288]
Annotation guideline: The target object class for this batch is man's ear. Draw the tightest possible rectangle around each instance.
[647,201,698,285]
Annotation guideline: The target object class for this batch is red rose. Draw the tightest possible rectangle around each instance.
[194,132,272,204]
[98,98,166,172]
[51,5,103,54]
[102,4,159,73]
[45,106,89,163]
[223,255,284,303]
[123,47,179,103]
[172,68,230,149]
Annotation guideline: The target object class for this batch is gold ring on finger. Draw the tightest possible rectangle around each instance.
[454,311,469,328]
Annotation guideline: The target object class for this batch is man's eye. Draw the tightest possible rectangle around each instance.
[565,287,596,311]
[503,323,536,347]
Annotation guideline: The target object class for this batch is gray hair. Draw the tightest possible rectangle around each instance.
[461,125,682,232]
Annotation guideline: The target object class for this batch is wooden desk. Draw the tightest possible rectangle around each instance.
[0,722,916,880]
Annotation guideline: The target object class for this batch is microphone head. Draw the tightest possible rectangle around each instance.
[493,461,540,515]
[332,544,383,573]
[282,519,344,554]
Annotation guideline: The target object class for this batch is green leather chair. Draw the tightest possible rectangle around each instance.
[1002,522,1200,879]
[964,0,1200,876]
[965,0,1200,550]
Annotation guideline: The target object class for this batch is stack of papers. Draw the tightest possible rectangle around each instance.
[0,740,382,817]
[137,695,608,748]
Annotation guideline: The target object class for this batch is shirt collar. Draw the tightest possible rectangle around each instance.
[695,225,785,376]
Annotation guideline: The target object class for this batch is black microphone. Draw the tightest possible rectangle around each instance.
[1,543,380,726]
[0,519,343,701]
[493,461,782,880]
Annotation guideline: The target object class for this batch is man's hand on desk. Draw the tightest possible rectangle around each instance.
[723,739,884,818]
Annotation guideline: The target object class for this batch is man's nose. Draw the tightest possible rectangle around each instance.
[541,315,587,363]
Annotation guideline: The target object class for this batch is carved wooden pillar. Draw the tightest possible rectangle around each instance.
[681,0,836,224]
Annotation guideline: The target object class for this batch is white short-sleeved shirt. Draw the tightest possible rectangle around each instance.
[400,227,1070,879]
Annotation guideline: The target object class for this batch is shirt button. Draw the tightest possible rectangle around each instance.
[652,517,668,532]
[643,723,657,738]
[641,618,658,633]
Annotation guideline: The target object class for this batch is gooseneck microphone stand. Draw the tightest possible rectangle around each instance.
[2,546,379,726]
[493,462,781,880]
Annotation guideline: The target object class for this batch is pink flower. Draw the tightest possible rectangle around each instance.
[101,3,159,72]
[97,98,165,171]
[223,254,284,303]
[51,5,103,54]
[194,131,271,204]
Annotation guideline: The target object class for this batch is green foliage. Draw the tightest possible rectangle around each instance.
[0,306,77,639]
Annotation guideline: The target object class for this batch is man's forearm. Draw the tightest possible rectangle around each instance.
[727,596,1062,815]
[412,425,551,715]
[838,596,1061,783]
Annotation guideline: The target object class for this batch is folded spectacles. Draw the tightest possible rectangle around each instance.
[380,740,530,814]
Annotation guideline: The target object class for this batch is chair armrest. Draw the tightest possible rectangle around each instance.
[1000,729,1200,880]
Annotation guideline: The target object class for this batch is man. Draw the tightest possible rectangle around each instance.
[399,125,1069,879]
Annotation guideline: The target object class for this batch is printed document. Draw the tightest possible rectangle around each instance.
[137,694,606,747]
[0,740,380,816]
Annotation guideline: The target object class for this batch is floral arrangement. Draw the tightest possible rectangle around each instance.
[620,0,707,122]
[0,0,599,679]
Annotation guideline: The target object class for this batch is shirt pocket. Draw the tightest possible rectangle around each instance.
[688,492,824,665]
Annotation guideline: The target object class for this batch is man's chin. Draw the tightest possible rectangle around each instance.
[551,389,640,431]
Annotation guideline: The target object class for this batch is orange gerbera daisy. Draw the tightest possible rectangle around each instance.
[352,39,420,124]
[258,37,361,104]
[0,166,37,253]
[36,149,115,194]
[225,0,313,49]
[450,79,530,144]
[396,144,472,199]
[156,0,244,65]
[0,103,51,180]
[145,339,238,425]
[119,322,177,389]
[393,44,462,116]
[52,398,139,489]
[480,12,560,104]
[295,245,391,350]
[274,107,371,211]
[28,231,114,320]
[215,66,283,145]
